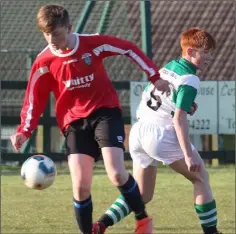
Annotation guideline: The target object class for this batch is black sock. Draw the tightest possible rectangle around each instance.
[73,196,93,234]
[202,226,218,234]
[118,174,147,220]
[98,214,114,227]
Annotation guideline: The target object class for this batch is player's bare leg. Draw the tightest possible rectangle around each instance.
[68,154,94,234]
[102,147,129,186]
[133,162,157,204]
[169,150,221,234]
[101,147,152,234]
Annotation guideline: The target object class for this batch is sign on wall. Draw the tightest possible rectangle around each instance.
[218,81,235,134]
[130,81,147,125]
[188,81,217,134]
[130,81,235,135]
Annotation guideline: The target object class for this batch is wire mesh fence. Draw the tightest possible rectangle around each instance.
[1,1,235,155]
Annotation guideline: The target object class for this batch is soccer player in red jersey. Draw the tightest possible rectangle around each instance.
[10,5,170,234]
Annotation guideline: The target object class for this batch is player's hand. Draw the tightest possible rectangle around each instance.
[10,133,27,152]
[189,102,198,116]
[185,156,201,172]
[154,79,171,96]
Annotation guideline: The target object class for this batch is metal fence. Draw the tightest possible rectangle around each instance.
[1,1,235,164]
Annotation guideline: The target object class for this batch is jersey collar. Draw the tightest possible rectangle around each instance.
[178,57,197,75]
[49,33,79,57]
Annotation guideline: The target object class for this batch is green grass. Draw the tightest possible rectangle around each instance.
[2,166,235,234]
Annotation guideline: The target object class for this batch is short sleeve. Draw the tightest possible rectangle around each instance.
[175,85,197,112]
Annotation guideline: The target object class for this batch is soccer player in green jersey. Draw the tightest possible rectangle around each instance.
[93,28,222,234]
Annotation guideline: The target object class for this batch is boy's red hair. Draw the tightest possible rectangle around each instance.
[181,28,216,55]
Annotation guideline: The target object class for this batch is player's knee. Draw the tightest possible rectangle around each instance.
[108,171,128,186]
[190,168,210,185]
[73,184,91,200]
[142,192,153,204]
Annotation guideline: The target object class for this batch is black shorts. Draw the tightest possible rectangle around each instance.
[64,107,125,161]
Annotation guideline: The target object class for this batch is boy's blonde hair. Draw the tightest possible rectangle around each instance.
[37,5,70,33]
[180,28,216,55]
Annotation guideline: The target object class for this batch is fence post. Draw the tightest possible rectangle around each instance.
[96,1,114,34]
[42,101,51,154]
[74,1,96,33]
[140,0,152,81]
[26,52,33,78]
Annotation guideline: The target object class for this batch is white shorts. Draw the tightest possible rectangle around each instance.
[129,120,196,168]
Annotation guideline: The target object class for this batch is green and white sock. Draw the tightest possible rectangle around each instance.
[99,195,131,226]
[195,200,218,233]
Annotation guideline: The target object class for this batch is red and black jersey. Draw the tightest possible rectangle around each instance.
[17,33,160,138]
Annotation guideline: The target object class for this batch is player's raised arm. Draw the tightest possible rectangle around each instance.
[90,34,170,93]
[11,62,54,151]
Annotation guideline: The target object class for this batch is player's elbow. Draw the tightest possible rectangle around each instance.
[173,115,184,124]
[173,118,183,132]
[173,108,187,124]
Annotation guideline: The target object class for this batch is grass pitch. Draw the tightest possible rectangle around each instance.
[1,165,235,233]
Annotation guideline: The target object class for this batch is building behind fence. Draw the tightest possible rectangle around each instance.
[1,1,235,163]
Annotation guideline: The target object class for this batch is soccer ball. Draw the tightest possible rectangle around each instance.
[21,155,57,190]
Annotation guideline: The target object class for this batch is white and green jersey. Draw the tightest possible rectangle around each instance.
[137,58,200,126]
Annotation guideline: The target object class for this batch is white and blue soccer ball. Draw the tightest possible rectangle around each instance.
[21,155,57,190]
